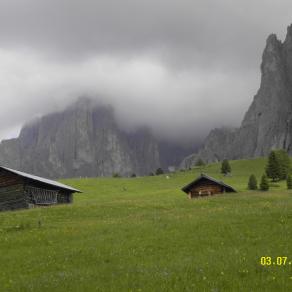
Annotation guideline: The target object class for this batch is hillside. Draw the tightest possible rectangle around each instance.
[0,158,292,291]
[181,24,292,168]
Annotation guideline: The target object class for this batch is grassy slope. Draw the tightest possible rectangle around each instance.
[0,158,292,291]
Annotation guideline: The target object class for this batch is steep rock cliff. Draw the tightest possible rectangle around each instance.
[0,98,192,178]
[181,25,292,168]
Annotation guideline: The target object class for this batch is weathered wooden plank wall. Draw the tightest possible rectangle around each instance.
[0,170,23,187]
[0,184,27,211]
[57,191,72,203]
[190,180,223,197]
[0,170,74,211]
[25,181,73,204]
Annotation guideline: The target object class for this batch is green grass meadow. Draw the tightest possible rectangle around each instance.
[1,158,292,291]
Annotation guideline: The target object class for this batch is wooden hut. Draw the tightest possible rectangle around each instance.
[182,173,236,199]
[0,166,81,211]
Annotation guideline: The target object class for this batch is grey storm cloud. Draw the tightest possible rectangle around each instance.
[0,0,291,142]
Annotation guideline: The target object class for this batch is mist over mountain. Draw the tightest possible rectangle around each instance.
[181,24,292,168]
[1,2,292,176]
[0,98,196,178]
[2,1,292,144]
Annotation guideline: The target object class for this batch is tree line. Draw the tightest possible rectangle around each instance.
[112,167,165,178]
[216,149,292,191]
[248,149,292,191]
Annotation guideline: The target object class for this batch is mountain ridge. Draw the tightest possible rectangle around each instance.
[0,98,195,178]
[181,24,292,168]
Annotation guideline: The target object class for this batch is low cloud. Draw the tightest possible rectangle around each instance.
[0,48,259,142]
[0,0,291,142]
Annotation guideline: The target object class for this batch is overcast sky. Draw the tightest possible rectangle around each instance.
[0,0,292,142]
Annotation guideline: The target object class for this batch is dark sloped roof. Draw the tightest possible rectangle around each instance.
[0,166,82,193]
[182,173,236,193]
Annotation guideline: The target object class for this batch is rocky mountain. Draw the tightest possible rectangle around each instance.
[181,24,292,168]
[0,98,194,178]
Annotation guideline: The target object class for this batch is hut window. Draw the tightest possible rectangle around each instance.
[25,186,59,205]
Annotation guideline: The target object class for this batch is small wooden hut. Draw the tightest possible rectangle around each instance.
[0,166,81,211]
[182,173,236,199]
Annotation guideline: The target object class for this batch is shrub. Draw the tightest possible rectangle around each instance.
[155,168,164,175]
[195,158,205,166]
[130,173,136,178]
[260,174,269,191]
[112,173,121,178]
[248,174,257,190]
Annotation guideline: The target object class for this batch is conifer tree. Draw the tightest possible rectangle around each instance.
[266,151,281,181]
[248,174,257,190]
[287,174,292,190]
[260,174,269,191]
[276,149,290,180]
[221,159,231,175]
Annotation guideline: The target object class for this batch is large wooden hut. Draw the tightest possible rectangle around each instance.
[0,166,81,211]
[182,173,236,199]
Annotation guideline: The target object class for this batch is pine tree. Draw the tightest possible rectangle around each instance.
[287,175,292,190]
[276,149,290,180]
[221,159,231,175]
[260,174,269,191]
[266,151,281,181]
[248,174,257,190]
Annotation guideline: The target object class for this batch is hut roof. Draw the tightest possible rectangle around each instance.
[181,173,236,193]
[0,166,81,193]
